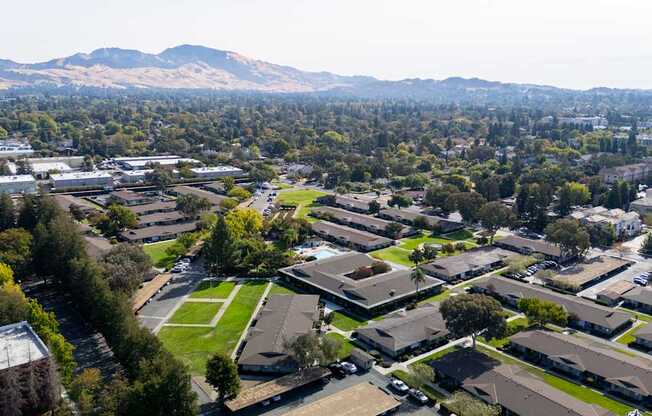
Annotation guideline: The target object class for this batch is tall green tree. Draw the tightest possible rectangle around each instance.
[440,294,506,348]
[518,298,568,328]
[204,215,238,274]
[477,201,515,243]
[544,219,590,260]
[205,353,240,403]
[0,192,15,231]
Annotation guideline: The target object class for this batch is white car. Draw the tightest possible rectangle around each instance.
[389,378,409,393]
[340,361,358,374]
[408,388,429,404]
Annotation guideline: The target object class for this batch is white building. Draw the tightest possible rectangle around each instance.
[559,116,609,128]
[190,166,245,179]
[119,169,153,184]
[29,161,73,179]
[0,175,37,195]
[50,171,113,189]
[114,155,201,170]
[570,206,642,239]
[0,321,50,371]
[0,140,34,158]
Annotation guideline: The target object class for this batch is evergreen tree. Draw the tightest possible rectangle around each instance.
[0,192,15,231]
[205,215,238,274]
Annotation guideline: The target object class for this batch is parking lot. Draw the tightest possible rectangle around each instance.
[235,369,440,416]
[577,258,650,301]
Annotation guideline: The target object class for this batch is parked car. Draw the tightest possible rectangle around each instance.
[634,276,648,286]
[408,388,429,404]
[171,265,185,273]
[389,378,409,393]
[340,361,358,374]
[328,363,347,379]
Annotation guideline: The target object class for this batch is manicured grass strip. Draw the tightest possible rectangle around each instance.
[370,246,413,266]
[168,302,222,325]
[143,239,178,269]
[326,333,355,360]
[419,290,452,305]
[275,189,327,220]
[478,317,529,348]
[477,345,649,415]
[442,229,475,240]
[330,310,367,331]
[159,280,268,375]
[615,323,644,345]
[269,282,301,295]
[190,281,236,299]
[412,345,460,366]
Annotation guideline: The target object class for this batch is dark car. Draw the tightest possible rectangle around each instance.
[328,363,346,379]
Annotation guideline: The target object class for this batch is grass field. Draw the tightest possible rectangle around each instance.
[330,310,367,331]
[370,246,413,266]
[269,282,302,295]
[615,322,644,345]
[275,189,327,220]
[478,316,529,348]
[418,289,452,305]
[159,280,268,375]
[371,231,478,266]
[190,281,236,299]
[143,240,178,269]
[168,302,222,325]
[477,345,649,415]
[326,333,356,360]
[442,229,475,240]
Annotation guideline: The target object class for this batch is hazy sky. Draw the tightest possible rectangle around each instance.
[3,0,652,89]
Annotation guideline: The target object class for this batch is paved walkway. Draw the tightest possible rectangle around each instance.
[376,337,470,375]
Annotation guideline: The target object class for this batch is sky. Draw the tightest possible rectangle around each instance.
[2,0,652,90]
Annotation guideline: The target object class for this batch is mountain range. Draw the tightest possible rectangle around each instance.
[1,45,650,102]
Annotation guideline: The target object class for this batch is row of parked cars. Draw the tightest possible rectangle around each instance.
[510,260,558,279]
[328,361,431,406]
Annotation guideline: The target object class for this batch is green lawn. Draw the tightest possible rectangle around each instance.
[190,281,236,299]
[370,246,413,266]
[275,189,327,220]
[418,290,452,305]
[159,280,268,375]
[168,302,222,325]
[269,282,302,295]
[326,333,355,360]
[477,345,649,415]
[412,345,460,366]
[143,240,178,269]
[478,316,529,348]
[330,310,367,331]
[442,229,475,240]
[615,323,643,345]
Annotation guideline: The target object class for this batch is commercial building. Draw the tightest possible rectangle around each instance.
[0,140,34,157]
[600,162,652,184]
[189,165,245,179]
[50,171,113,190]
[311,206,416,238]
[378,208,464,233]
[118,169,153,184]
[430,348,613,416]
[0,321,56,414]
[238,294,320,373]
[559,116,609,128]
[493,235,565,262]
[119,221,197,243]
[622,287,652,314]
[280,252,444,316]
[310,221,394,252]
[114,155,201,170]
[282,382,401,416]
[541,256,631,292]
[570,207,642,239]
[355,302,449,358]
[0,174,37,194]
[29,160,73,179]
[420,247,515,282]
[510,329,652,406]
[474,276,632,337]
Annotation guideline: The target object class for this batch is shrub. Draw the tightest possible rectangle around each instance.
[371,261,391,274]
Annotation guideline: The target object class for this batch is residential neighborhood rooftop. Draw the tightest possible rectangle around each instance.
[0,321,50,370]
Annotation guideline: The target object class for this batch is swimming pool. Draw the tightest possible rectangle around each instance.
[311,248,340,260]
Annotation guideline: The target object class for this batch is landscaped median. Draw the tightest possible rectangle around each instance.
[167,302,222,325]
[158,280,269,375]
[189,280,236,299]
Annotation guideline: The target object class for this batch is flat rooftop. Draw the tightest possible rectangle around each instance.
[171,185,229,206]
[494,235,562,258]
[0,174,35,184]
[548,256,631,288]
[281,382,401,416]
[224,367,331,412]
[50,171,112,180]
[0,321,49,370]
[420,246,515,279]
